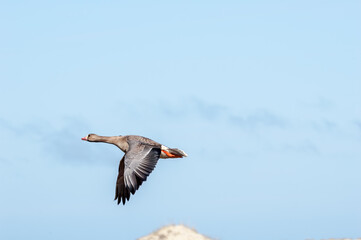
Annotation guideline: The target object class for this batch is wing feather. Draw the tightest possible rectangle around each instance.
[114,144,161,205]
[114,156,131,205]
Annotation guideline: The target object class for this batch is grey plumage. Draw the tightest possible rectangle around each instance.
[82,134,187,205]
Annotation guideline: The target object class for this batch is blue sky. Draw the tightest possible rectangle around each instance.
[0,1,360,239]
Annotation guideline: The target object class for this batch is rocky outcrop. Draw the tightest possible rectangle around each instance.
[138,224,212,240]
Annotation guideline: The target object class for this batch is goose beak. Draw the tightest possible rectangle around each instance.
[81,136,87,141]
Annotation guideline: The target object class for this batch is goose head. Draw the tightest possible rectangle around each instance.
[81,133,98,142]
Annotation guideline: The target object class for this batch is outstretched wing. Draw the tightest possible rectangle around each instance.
[114,156,131,205]
[114,143,161,205]
[124,144,161,194]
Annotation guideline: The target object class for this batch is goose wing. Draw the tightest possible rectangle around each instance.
[114,143,161,205]
[114,156,131,205]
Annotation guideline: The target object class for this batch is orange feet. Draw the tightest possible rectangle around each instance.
[162,150,180,158]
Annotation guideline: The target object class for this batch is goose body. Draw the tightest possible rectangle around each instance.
[81,134,187,205]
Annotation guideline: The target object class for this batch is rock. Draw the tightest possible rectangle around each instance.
[138,224,212,240]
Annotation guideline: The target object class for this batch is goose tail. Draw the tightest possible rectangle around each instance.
[160,146,188,158]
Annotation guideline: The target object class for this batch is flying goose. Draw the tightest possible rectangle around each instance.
[81,134,187,205]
